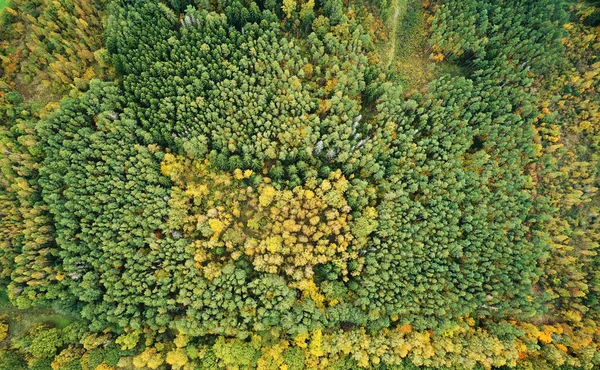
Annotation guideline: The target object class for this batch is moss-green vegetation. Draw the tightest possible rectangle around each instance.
[0,288,75,344]
[390,0,433,85]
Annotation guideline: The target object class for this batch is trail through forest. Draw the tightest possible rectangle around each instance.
[384,0,406,70]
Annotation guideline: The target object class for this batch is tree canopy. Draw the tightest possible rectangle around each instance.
[0,0,598,369]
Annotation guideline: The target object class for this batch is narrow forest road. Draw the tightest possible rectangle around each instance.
[385,0,407,70]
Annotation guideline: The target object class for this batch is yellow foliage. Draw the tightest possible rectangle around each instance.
[202,261,224,280]
[51,347,86,370]
[257,341,289,370]
[208,218,225,235]
[324,79,337,95]
[563,310,582,322]
[259,185,277,207]
[186,183,209,200]
[538,331,552,344]
[309,329,324,357]
[363,206,378,219]
[282,0,297,18]
[294,331,309,348]
[115,332,139,350]
[396,343,410,358]
[147,354,165,369]
[234,168,244,180]
[132,348,164,369]
[162,155,363,281]
[555,344,568,353]
[295,280,325,308]
[166,348,188,368]
[174,332,189,348]
[300,0,315,18]
[265,236,282,254]
[0,322,7,341]
[355,350,370,367]
[161,153,185,178]
[94,363,114,370]
[81,333,111,350]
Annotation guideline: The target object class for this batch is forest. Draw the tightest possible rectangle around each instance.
[0,0,598,369]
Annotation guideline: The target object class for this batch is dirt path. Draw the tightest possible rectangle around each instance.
[385,0,407,70]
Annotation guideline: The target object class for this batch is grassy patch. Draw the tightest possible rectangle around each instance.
[390,0,436,89]
[0,0,7,11]
[379,0,407,70]
[0,287,77,344]
[393,0,423,61]
[378,0,476,89]
[435,60,473,78]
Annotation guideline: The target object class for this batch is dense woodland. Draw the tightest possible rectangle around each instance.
[0,0,598,369]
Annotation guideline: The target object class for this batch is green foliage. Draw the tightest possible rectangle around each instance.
[0,0,598,369]
[430,0,568,74]
[0,350,26,370]
[0,0,110,95]
[213,337,260,368]
[106,2,383,181]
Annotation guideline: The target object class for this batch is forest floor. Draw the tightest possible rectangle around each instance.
[0,288,76,346]
[385,0,473,90]
[384,0,436,90]
[383,0,407,71]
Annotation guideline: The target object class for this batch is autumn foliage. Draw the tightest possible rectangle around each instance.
[0,0,599,369]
